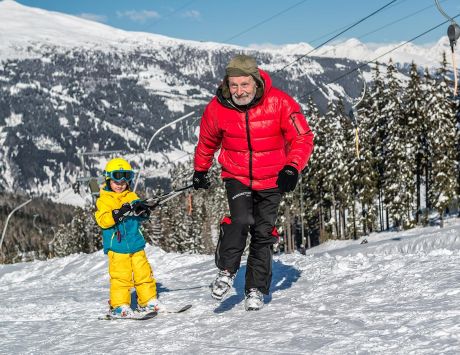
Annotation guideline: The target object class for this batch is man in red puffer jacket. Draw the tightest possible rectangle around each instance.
[193,54,314,311]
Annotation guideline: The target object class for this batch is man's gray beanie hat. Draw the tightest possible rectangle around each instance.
[221,54,264,99]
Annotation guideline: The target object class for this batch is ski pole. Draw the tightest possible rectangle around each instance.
[143,184,193,210]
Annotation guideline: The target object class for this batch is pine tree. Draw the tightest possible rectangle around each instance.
[353,82,379,235]
[404,62,429,225]
[427,53,458,227]
[321,101,344,239]
[52,207,100,257]
[336,99,356,239]
[381,59,415,229]
[368,62,389,230]
[301,97,322,247]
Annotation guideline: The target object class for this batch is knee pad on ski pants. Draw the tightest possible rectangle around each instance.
[215,216,249,272]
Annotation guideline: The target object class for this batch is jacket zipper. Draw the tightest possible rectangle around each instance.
[290,112,312,136]
[245,110,253,188]
[110,232,115,250]
[123,222,130,251]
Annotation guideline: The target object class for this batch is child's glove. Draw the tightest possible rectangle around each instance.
[112,203,133,224]
[131,200,151,218]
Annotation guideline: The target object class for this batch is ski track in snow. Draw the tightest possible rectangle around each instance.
[1,220,460,354]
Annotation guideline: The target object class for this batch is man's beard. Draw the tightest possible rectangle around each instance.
[231,91,256,106]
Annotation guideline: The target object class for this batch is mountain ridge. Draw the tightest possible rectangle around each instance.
[0,1,453,204]
[1,0,455,68]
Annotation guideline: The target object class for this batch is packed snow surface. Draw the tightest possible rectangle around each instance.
[1,219,459,354]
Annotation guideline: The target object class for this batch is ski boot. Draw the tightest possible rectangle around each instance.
[244,288,264,311]
[111,304,135,318]
[211,269,235,300]
[137,298,162,313]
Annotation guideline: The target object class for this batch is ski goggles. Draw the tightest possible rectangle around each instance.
[104,170,134,182]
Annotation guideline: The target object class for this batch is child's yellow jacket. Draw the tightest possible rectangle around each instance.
[95,187,148,254]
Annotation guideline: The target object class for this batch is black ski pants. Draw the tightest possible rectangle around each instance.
[215,178,282,295]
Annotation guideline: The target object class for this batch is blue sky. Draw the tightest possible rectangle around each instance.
[15,0,460,46]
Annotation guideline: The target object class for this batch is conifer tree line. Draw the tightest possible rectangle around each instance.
[103,54,460,252]
[3,55,460,263]
[0,192,77,263]
[301,55,459,241]
[147,55,460,250]
[142,162,225,255]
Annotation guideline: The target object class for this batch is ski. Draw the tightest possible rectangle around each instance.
[162,304,192,314]
[98,305,191,320]
[99,311,158,321]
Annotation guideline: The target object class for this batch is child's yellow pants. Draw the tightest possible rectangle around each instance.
[108,250,157,308]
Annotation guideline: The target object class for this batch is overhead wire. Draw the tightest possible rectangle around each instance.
[316,1,448,62]
[301,0,410,47]
[223,0,311,44]
[300,13,460,101]
[273,0,398,76]
[435,0,456,23]
[434,0,460,97]
[358,0,448,41]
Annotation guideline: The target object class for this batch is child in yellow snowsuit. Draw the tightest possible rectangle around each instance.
[95,157,159,317]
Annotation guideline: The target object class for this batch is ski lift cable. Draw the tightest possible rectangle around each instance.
[223,0,311,44]
[134,111,195,192]
[434,0,460,97]
[297,0,410,49]
[301,14,460,101]
[435,0,457,24]
[273,0,398,76]
[313,1,448,60]
[359,0,447,42]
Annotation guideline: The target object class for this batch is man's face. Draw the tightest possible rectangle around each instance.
[228,75,257,106]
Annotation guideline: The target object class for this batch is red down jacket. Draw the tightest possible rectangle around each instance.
[194,69,314,190]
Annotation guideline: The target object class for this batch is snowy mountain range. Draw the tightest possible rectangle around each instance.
[260,37,456,70]
[1,1,455,68]
[0,0,456,203]
[1,217,459,353]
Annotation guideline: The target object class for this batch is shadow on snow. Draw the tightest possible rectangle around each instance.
[214,259,301,313]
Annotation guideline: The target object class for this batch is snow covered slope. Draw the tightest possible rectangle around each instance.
[1,219,459,354]
[0,0,455,68]
[0,0,235,61]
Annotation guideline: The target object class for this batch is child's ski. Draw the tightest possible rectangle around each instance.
[99,311,158,321]
[98,304,192,320]
[162,304,192,314]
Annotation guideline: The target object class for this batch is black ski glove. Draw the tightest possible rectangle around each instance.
[193,170,210,190]
[112,203,133,224]
[276,165,299,193]
[131,200,151,218]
